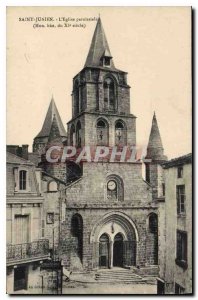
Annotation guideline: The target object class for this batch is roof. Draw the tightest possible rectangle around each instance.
[146,112,167,160]
[28,152,41,166]
[42,171,67,185]
[147,112,163,150]
[162,153,192,169]
[35,97,67,138]
[7,151,34,166]
[84,17,115,69]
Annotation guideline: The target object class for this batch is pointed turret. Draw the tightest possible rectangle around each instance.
[33,96,67,153]
[36,96,67,139]
[145,113,167,198]
[146,112,167,161]
[84,17,115,69]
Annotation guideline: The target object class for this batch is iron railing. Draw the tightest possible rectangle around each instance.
[7,239,49,263]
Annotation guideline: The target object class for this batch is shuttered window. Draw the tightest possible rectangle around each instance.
[14,215,29,244]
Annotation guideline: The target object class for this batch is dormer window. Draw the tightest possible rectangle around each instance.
[101,49,112,67]
[104,57,111,66]
[19,170,27,190]
[14,168,30,192]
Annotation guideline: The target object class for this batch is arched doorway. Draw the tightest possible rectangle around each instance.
[146,213,158,265]
[91,212,139,269]
[71,214,83,262]
[113,233,123,267]
[99,234,110,268]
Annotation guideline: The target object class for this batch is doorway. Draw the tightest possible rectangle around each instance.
[99,234,109,268]
[113,233,123,267]
[14,265,28,291]
[71,214,83,263]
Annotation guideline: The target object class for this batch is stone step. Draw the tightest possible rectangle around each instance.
[97,269,138,274]
[96,272,141,277]
[97,270,138,273]
[95,269,143,283]
[95,279,143,283]
[95,273,141,278]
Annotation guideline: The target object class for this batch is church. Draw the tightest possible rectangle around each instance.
[33,17,167,274]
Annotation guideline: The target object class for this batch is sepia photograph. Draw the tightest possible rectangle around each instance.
[6,6,192,295]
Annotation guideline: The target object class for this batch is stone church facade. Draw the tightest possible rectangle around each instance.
[54,18,167,272]
[31,18,167,274]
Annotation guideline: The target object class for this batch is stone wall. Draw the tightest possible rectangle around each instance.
[65,162,152,206]
[60,161,159,271]
[61,207,159,271]
[72,68,131,118]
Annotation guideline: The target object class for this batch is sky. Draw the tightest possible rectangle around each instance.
[6,6,192,159]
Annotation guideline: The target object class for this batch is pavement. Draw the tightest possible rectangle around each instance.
[62,272,157,294]
[62,281,157,294]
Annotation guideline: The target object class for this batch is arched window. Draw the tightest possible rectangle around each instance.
[70,124,75,146]
[76,121,82,148]
[96,119,109,146]
[99,233,109,243]
[106,175,124,201]
[115,120,127,146]
[103,78,116,111]
[19,170,27,190]
[71,214,83,262]
[48,181,58,192]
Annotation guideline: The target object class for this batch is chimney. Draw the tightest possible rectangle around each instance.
[22,144,29,160]
[6,145,19,156]
[7,144,29,160]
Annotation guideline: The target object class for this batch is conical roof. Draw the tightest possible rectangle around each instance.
[84,17,115,68]
[36,97,67,138]
[48,114,62,142]
[146,112,167,160]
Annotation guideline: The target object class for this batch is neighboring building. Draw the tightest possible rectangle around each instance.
[6,145,67,294]
[157,154,192,294]
[59,18,167,274]
[6,150,50,294]
[6,95,69,294]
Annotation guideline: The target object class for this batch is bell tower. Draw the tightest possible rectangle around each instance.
[67,17,136,149]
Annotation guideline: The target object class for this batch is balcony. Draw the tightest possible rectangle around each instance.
[7,239,50,266]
